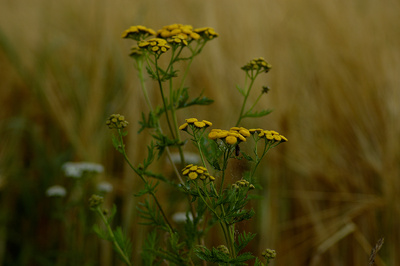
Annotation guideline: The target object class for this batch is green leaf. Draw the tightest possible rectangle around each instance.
[138,111,158,133]
[177,89,213,109]
[113,227,133,264]
[111,134,123,153]
[92,224,109,241]
[243,109,273,118]
[107,204,117,224]
[235,84,246,96]
[235,231,257,253]
[241,151,254,162]
[141,231,160,266]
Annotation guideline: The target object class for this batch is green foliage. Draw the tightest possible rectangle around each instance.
[235,231,257,254]
[195,246,255,265]
[141,231,161,266]
[176,88,214,109]
[242,109,273,119]
[136,199,168,230]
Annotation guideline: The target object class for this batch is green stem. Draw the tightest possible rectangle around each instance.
[96,206,132,266]
[136,59,153,111]
[245,92,263,116]
[154,56,176,139]
[236,71,258,126]
[118,130,174,232]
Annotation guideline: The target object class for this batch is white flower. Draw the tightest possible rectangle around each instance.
[46,185,67,197]
[172,212,193,223]
[97,181,113,193]
[168,152,200,165]
[62,162,104,178]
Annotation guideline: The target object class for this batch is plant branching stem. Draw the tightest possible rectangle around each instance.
[118,130,174,232]
[95,206,132,266]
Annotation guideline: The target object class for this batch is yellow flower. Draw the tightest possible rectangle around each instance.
[202,120,212,127]
[194,27,219,40]
[226,136,237,145]
[188,172,198,180]
[208,131,219,140]
[186,118,198,123]
[194,121,206,128]
[237,134,246,142]
[182,164,215,182]
[239,128,250,137]
[179,123,189,131]
[122,25,156,41]
[217,130,229,138]
[156,24,200,43]
[241,57,272,73]
[138,38,170,55]
[106,114,129,129]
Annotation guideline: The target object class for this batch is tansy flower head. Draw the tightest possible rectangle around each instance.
[157,24,200,43]
[180,118,212,131]
[106,114,129,129]
[262,249,277,261]
[138,38,170,55]
[208,126,250,145]
[89,194,104,209]
[241,57,272,73]
[194,27,219,40]
[250,128,288,143]
[122,25,156,41]
[181,164,215,181]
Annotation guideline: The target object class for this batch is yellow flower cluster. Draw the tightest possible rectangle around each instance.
[106,114,129,129]
[241,57,272,73]
[232,179,255,190]
[249,128,288,142]
[157,24,201,45]
[194,27,219,40]
[179,118,212,131]
[122,25,156,41]
[208,127,251,145]
[138,38,171,54]
[182,164,215,181]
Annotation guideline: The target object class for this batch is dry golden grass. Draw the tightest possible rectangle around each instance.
[1,0,400,265]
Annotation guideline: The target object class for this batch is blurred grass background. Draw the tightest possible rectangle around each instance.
[1,0,400,265]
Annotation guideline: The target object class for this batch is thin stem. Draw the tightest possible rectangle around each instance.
[236,70,261,126]
[154,56,176,139]
[118,130,174,232]
[96,206,132,266]
[136,59,153,111]
[245,92,263,116]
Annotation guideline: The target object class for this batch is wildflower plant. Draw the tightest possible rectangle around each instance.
[90,23,286,265]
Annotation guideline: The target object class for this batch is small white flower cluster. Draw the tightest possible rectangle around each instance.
[46,185,67,197]
[62,162,104,178]
[97,181,113,193]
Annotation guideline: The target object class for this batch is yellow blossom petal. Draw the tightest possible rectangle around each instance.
[226,136,237,145]
[182,169,190,175]
[188,172,198,180]
[202,120,212,127]
[179,123,189,131]
[186,118,198,123]
[194,121,206,128]
[208,131,219,140]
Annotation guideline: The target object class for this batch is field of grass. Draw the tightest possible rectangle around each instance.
[1,0,400,265]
